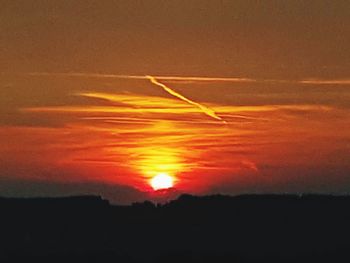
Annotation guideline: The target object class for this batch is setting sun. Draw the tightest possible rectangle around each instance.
[150,173,174,191]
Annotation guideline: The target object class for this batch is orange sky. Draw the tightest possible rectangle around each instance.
[1,1,350,203]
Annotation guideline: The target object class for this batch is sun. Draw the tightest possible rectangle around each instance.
[150,172,174,190]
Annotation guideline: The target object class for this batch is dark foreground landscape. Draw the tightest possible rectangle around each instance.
[1,194,350,262]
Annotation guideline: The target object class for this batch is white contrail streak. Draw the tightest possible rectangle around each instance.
[24,72,255,83]
[0,72,350,85]
[299,79,350,85]
[146,75,226,123]
[11,72,350,85]
[6,72,350,86]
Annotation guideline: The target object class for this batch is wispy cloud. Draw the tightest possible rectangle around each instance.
[23,92,331,117]
[4,85,348,195]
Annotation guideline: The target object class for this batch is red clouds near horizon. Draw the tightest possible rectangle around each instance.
[1,73,349,203]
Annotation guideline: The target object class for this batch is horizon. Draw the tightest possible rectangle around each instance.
[4,192,350,207]
[2,186,350,205]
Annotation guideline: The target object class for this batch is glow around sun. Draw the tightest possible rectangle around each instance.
[150,173,174,190]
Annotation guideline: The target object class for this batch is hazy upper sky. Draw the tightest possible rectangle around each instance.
[1,1,349,203]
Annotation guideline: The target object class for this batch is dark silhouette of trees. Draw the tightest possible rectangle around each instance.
[1,194,350,262]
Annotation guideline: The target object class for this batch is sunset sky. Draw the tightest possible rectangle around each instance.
[1,1,350,203]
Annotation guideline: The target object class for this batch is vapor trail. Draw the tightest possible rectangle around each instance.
[146,75,226,123]
[7,72,350,85]
[24,72,255,83]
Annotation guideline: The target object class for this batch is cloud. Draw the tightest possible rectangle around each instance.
[23,91,332,116]
[1,74,348,200]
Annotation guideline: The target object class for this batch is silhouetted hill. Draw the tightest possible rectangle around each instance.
[1,194,350,262]
[0,195,110,207]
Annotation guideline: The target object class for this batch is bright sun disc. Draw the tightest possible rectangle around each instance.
[150,173,174,190]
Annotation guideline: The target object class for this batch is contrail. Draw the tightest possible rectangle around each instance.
[6,72,350,85]
[146,75,226,123]
[299,79,350,85]
[23,72,255,83]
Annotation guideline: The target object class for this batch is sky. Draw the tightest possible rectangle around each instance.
[1,0,350,204]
